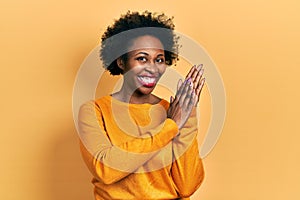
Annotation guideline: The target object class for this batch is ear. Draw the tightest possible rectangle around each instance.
[116,58,125,71]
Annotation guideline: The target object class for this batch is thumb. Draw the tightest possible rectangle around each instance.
[170,96,174,103]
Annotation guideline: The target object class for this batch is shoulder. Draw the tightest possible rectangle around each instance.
[94,95,111,106]
[151,94,170,110]
[79,96,111,114]
[159,98,170,110]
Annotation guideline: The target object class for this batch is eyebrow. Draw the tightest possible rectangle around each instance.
[134,52,165,57]
[134,52,149,56]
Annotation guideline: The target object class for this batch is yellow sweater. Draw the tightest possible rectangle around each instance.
[78,95,204,200]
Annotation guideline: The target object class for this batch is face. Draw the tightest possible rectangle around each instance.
[117,35,166,96]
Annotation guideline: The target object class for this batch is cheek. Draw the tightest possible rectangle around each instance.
[130,64,144,74]
[124,60,141,72]
[158,65,167,74]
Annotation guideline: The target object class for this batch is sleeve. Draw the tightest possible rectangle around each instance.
[78,101,179,185]
[170,107,205,198]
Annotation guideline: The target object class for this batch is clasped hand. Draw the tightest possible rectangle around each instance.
[167,64,205,129]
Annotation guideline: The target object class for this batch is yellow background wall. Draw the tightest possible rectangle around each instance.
[1,0,299,199]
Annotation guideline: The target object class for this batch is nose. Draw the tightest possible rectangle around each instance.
[145,62,158,74]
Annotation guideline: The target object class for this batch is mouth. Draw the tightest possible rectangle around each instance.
[137,76,158,87]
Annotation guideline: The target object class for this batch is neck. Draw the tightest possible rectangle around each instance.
[113,85,152,104]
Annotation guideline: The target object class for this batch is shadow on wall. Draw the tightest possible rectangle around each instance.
[47,126,94,200]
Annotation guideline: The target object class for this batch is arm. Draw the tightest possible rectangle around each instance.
[170,108,205,197]
[170,64,206,196]
[78,101,179,185]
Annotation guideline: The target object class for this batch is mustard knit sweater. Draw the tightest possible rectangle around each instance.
[78,95,204,200]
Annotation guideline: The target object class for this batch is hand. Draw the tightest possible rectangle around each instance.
[185,64,205,106]
[167,78,197,129]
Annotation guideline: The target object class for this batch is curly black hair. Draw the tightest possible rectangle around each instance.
[100,10,179,75]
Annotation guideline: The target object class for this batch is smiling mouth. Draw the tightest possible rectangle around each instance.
[137,76,157,87]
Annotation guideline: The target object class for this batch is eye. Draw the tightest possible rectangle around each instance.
[136,56,147,62]
[156,57,165,63]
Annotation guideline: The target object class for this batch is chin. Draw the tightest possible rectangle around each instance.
[137,86,156,95]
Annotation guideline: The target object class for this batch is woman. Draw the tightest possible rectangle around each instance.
[78,11,205,200]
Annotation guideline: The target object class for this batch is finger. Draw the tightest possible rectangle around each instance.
[170,96,174,104]
[192,64,203,80]
[191,64,203,82]
[187,90,198,109]
[193,67,204,90]
[177,79,183,91]
[167,96,176,118]
[198,64,204,70]
[182,82,194,109]
[192,91,199,107]
[179,79,193,106]
[195,78,205,98]
[185,65,196,79]
[175,79,185,96]
[174,78,188,105]
[193,67,204,92]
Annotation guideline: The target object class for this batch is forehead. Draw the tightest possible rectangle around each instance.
[127,35,164,52]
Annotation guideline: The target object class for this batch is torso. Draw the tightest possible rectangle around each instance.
[111,92,162,105]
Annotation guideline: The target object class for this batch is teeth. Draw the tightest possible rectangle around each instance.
[138,77,156,84]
